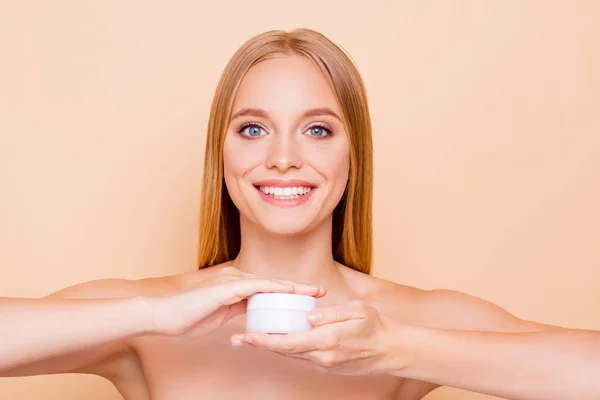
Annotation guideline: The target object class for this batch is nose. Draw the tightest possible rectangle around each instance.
[265,132,303,172]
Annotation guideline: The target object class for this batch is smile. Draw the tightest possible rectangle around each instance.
[258,186,312,200]
[252,180,317,207]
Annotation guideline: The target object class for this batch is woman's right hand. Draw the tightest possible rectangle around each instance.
[0,266,324,376]
[147,266,326,337]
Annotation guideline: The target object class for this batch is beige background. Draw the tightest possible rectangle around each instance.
[1,1,599,399]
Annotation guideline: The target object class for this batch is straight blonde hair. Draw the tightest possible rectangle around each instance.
[197,28,374,274]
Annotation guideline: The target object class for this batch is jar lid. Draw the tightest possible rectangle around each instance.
[247,293,316,311]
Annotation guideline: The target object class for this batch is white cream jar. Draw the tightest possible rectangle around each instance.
[246,293,316,334]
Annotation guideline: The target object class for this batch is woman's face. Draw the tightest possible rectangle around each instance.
[223,55,350,236]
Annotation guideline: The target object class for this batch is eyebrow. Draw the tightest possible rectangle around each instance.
[230,107,342,122]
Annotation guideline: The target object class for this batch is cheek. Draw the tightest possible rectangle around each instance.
[222,135,263,179]
[308,141,351,184]
[222,137,248,202]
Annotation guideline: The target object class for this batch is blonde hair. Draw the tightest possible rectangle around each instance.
[197,28,374,274]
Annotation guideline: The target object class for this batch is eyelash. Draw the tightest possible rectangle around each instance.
[307,123,333,139]
[236,122,333,140]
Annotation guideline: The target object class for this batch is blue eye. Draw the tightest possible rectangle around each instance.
[238,123,266,138]
[307,124,332,138]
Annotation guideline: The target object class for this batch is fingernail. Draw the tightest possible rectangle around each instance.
[231,338,243,346]
[308,311,322,323]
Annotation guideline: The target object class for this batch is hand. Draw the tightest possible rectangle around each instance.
[147,266,326,337]
[231,300,399,376]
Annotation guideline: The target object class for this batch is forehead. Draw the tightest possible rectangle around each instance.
[231,55,340,116]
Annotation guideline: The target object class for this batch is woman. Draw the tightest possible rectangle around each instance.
[2,28,599,400]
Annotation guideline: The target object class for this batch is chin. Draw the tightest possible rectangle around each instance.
[254,213,317,236]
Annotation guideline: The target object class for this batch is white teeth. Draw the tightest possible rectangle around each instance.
[258,186,312,200]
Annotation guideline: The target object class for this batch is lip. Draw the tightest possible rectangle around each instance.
[252,179,318,188]
[252,179,317,208]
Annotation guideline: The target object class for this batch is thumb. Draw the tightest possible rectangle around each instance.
[212,300,248,328]
[307,301,369,326]
[226,299,248,321]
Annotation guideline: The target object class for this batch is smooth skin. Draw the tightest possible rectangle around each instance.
[0,267,325,373]
[235,300,600,400]
[2,54,599,399]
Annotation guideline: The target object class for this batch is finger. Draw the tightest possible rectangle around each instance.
[307,301,368,326]
[230,334,316,363]
[221,268,325,298]
[224,299,248,322]
[286,281,327,298]
[234,327,336,354]
[220,278,323,305]
[278,279,328,298]
[220,279,292,305]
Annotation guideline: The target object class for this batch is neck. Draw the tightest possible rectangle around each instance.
[231,217,342,287]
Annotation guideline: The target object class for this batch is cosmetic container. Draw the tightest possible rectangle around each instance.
[246,293,316,334]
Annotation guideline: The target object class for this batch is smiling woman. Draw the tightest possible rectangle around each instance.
[197,29,373,273]
[1,27,599,400]
[222,54,353,241]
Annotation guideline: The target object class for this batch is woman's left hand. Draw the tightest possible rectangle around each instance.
[231,300,402,376]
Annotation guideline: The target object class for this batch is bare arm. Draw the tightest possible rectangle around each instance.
[0,278,150,377]
[0,294,152,374]
[390,323,600,400]
[236,282,599,399]
[0,267,325,379]
[392,288,598,400]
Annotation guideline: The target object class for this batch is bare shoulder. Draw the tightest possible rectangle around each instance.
[338,266,421,305]
[45,275,171,300]
[367,277,561,332]
[44,265,223,300]
[174,262,233,289]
